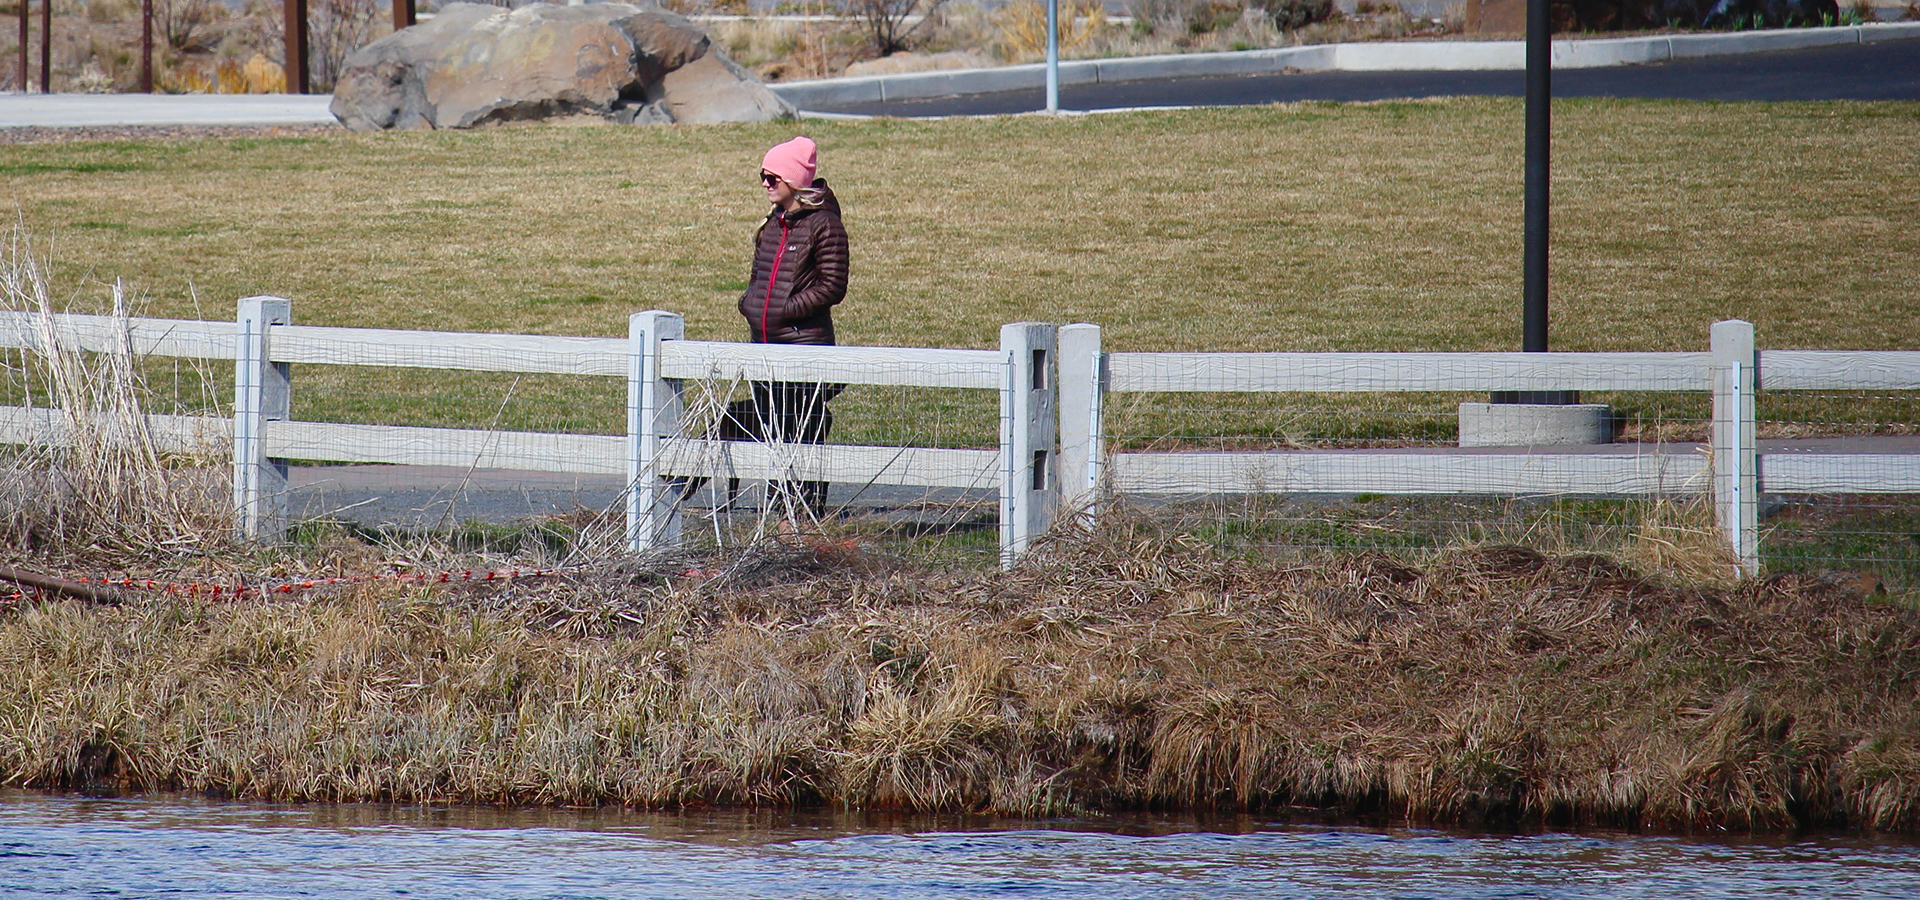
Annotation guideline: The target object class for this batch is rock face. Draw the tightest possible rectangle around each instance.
[330,3,793,131]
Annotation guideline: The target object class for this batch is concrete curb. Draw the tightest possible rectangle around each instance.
[769,22,1920,108]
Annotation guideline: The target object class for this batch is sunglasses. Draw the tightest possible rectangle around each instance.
[760,172,783,187]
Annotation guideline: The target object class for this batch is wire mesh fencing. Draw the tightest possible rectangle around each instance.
[271,321,1010,567]
[3,295,1915,584]
[1097,383,1726,575]
[652,372,1003,563]
[1755,387,1920,593]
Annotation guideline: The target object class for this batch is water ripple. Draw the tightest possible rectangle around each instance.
[3,793,1918,900]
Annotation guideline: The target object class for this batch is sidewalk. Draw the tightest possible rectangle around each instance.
[0,93,337,128]
[5,22,1917,128]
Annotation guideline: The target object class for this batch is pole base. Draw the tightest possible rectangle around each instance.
[1459,402,1614,448]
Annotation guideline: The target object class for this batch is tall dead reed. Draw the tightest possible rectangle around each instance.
[0,228,233,561]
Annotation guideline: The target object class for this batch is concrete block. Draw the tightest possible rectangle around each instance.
[1458,402,1614,448]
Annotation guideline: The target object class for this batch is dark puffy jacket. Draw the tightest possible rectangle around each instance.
[738,180,847,346]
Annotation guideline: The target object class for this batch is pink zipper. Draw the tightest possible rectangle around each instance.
[760,217,791,343]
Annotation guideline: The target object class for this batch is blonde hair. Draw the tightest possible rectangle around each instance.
[793,182,828,210]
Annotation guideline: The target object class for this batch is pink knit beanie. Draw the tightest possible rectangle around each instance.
[761,136,818,188]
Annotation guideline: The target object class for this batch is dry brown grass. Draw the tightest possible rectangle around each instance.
[0,229,234,562]
[3,520,1916,831]
[6,101,1914,357]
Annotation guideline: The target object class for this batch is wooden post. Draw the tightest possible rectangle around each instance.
[1711,319,1758,576]
[1000,322,1059,567]
[234,297,292,543]
[16,0,25,93]
[284,0,309,94]
[628,310,684,554]
[392,0,415,32]
[140,0,152,93]
[1057,322,1103,521]
[38,0,48,93]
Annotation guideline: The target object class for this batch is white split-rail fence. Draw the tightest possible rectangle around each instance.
[2,303,1917,571]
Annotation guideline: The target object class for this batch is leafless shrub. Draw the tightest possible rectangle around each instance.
[845,0,948,57]
[155,0,226,53]
[240,0,384,92]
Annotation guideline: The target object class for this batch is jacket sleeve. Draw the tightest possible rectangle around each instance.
[739,219,768,319]
[781,215,848,321]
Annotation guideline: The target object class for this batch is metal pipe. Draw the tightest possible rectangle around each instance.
[1045,0,1058,113]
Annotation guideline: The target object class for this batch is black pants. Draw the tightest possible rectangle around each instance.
[714,382,835,515]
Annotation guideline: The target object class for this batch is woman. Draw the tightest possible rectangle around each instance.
[724,135,848,516]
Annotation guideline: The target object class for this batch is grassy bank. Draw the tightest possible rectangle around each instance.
[3,525,1917,831]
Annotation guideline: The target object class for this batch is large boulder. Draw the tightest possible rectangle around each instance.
[330,3,793,131]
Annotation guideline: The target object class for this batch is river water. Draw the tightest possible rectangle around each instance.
[4,792,1918,899]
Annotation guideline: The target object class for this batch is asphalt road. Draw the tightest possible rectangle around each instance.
[812,38,1920,117]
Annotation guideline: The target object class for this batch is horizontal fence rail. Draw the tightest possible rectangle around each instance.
[660,341,1004,390]
[1762,454,1920,494]
[1755,351,1920,391]
[0,406,228,454]
[1109,351,1715,393]
[1110,450,1710,497]
[270,325,628,376]
[267,422,627,476]
[0,311,236,360]
[2,307,1916,573]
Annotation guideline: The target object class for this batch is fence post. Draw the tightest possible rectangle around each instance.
[1711,319,1759,576]
[1058,322,1103,522]
[233,296,291,543]
[628,310,684,554]
[1000,322,1059,567]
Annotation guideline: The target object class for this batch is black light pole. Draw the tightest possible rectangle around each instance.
[1500,0,1577,405]
[1524,0,1549,357]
